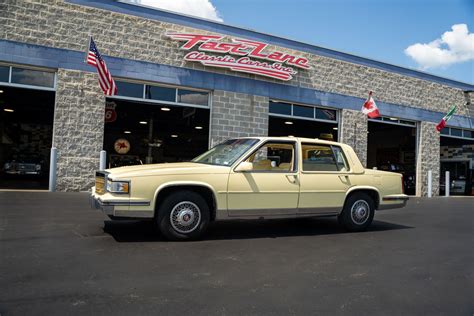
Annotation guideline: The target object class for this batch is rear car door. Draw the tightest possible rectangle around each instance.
[297,143,351,214]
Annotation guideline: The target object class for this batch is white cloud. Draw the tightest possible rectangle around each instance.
[126,0,223,22]
[404,24,474,69]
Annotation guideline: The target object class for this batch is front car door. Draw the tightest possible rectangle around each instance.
[298,142,351,214]
[227,140,300,217]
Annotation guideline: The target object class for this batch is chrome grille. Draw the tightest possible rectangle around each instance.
[95,171,107,195]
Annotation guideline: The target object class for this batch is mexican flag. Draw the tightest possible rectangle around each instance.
[361,91,381,118]
[436,106,456,131]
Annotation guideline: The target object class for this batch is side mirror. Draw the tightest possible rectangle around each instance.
[235,161,253,172]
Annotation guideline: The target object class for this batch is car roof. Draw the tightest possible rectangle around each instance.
[238,136,342,146]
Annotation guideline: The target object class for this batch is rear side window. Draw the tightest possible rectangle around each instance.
[332,146,349,171]
[302,143,349,172]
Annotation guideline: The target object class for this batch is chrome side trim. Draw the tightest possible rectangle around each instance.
[229,208,296,217]
[218,212,339,220]
[226,207,341,218]
[114,210,154,218]
[297,207,342,214]
[101,200,150,206]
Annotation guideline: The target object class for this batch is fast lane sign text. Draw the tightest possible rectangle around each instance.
[167,33,311,81]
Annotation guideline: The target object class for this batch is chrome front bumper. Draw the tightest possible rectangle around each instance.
[90,194,114,215]
[90,194,153,219]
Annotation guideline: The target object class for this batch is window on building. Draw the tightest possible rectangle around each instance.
[0,66,8,82]
[269,100,338,123]
[177,89,209,106]
[10,67,55,88]
[145,85,176,102]
[463,130,473,139]
[316,108,337,121]
[116,81,143,98]
[269,101,292,115]
[451,128,463,137]
[293,105,314,118]
[113,80,210,108]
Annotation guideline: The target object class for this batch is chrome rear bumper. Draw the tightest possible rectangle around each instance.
[378,194,409,210]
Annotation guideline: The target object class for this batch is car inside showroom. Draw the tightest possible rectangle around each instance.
[0,65,55,190]
[367,117,417,195]
[439,128,474,196]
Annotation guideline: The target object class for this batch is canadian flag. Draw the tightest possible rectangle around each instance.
[361,91,381,118]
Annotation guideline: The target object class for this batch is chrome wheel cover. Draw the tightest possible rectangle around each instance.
[350,200,370,225]
[170,201,201,234]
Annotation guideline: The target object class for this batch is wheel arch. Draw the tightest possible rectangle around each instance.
[153,182,218,221]
[344,186,380,210]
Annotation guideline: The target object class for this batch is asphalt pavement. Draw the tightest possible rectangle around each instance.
[0,192,473,315]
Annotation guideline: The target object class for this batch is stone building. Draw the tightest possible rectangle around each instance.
[0,0,473,195]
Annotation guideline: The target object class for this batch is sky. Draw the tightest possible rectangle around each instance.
[131,0,474,84]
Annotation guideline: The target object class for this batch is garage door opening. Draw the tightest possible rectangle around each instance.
[440,127,474,196]
[0,86,55,189]
[103,81,211,167]
[268,100,338,141]
[367,118,417,195]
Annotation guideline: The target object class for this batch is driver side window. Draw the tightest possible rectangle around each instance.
[246,142,295,172]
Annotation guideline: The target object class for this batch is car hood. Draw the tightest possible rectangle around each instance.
[106,162,231,179]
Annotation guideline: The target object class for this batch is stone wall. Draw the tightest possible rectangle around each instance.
[0,0,469,116]
[210,91,268,147]
[53,69,105,191]
[339,109,368,167]
[416,122,440,196]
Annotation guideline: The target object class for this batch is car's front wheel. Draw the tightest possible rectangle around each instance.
[338,192,375,232]
[156,190,210,241]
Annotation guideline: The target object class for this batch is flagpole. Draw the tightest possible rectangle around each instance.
[84,34,92,63]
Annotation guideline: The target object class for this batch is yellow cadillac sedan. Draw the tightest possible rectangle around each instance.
[91,137,408,240]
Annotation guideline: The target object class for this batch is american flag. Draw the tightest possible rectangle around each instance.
[86,37,117,96]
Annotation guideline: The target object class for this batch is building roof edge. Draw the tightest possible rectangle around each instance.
[68,0,474,90]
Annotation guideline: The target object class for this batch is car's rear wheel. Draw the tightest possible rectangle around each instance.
[338,192,375,232]
[156,190,210,241]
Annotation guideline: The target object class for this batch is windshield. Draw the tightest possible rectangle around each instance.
[192,138,259,166]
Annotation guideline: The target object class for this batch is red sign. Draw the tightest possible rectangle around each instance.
[167,33,311,81]
[105,101,117,123]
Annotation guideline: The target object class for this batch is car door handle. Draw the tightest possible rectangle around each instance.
[338,175,350,185]
[286,174,298,183]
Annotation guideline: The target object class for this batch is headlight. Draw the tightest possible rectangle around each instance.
[106,180,130,194]
[36,165,41,171]
[4,163,11,170]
